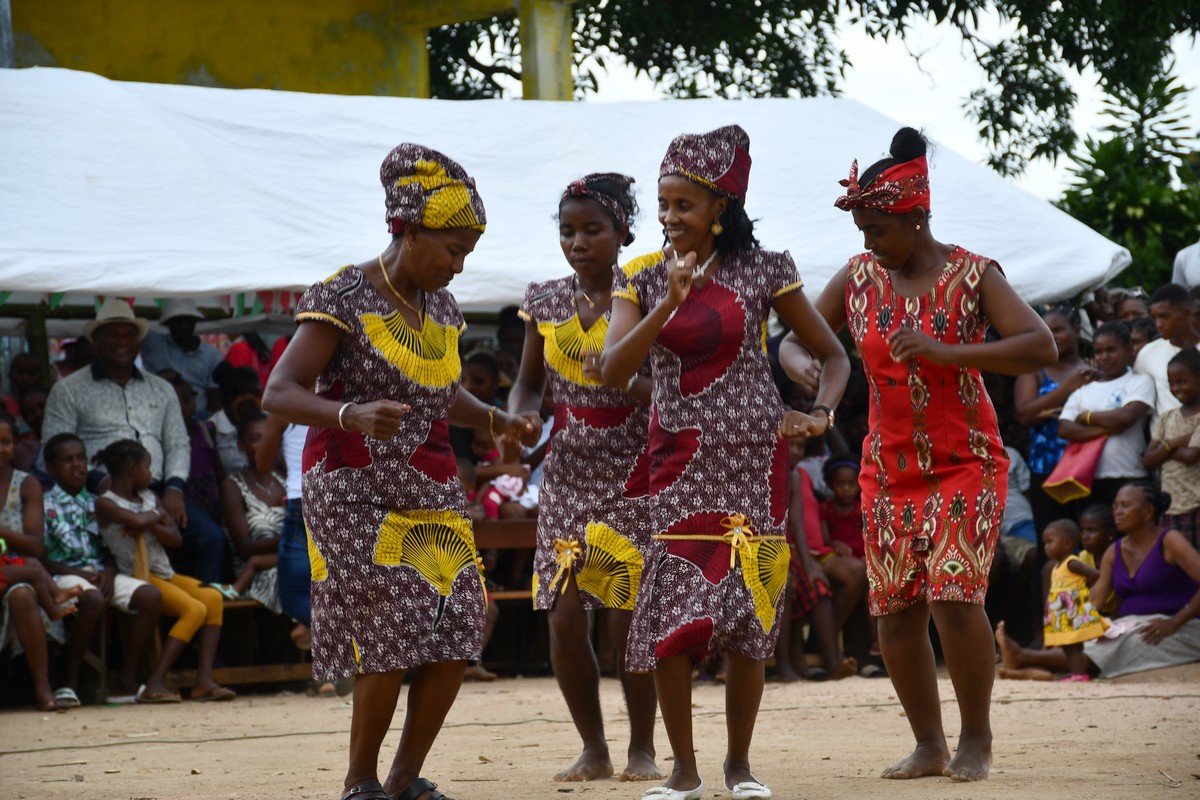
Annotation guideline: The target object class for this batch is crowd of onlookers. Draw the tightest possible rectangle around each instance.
[4,270,1200,710]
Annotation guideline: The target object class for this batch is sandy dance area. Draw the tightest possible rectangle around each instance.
[3,665,1198,799]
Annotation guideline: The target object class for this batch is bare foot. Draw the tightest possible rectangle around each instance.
[463,663,497,682]
[553,748,614,782]
[944,735,991,782]
[52,585,86,605]
[290,623,311,651]
[47,602,78,621]
[881,742,951,779]
[774,665,804,683]
[997,666,1053,681]
[619,748,663,782]
[994,621,1019,669]
[831,656,858,680]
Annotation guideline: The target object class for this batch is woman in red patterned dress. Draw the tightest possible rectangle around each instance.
[603,125,849,800]
[781,128,1056,783]
[508,173,661,783]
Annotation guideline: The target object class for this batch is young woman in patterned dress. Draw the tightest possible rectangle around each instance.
[780,128,1056,782]
[508,173,661,784]
[264,144,541,800]
[602,125,850,800]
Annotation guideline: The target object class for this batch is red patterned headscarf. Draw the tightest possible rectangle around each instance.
[380,143,487,234]
[560,172,635,229]
[834,156,930,214]
[659,124,752,204]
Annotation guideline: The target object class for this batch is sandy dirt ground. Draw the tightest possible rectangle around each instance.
[3,665,1198,800]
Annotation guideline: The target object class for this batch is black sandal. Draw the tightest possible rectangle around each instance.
[340,780,389,800]
[396,777,447,800]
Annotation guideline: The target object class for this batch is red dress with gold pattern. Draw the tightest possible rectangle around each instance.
[845,247,1008,616]
[616,247,803,670]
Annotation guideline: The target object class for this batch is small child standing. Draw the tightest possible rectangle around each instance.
[1078,503,1118,615]
[95,439,235,702]
[820,455,864,559]
[1142,348,1200,549]
[1042,519,1108,680]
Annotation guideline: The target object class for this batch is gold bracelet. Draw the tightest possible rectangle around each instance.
[1085,411,1093,426]
[1163,440,1173,454]
[488,406,497,438]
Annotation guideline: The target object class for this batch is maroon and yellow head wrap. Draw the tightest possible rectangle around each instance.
[659,124,752,204]
[380,143,487,234]
[834,156,930,214]
[560,172,635,229]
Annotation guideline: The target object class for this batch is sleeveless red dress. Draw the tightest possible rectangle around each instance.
[845,247,1008,616]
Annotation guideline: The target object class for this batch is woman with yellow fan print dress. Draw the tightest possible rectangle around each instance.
[264,144,541,800]
[508,173,661,785]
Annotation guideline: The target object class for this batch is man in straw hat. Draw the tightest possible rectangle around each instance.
[43,299,223,581]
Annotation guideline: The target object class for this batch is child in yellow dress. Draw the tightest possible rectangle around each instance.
[1043,522,1109,681]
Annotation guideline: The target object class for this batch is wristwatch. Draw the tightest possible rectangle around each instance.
[812,404,836,427]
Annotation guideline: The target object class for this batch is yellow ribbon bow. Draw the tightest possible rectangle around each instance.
[548,538,583,595]
[721,513,754,569]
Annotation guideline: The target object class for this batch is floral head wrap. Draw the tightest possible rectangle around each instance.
[380,143,486,234]
[659,124,752,204]
[834,156,930,214]
[560,172,635,229]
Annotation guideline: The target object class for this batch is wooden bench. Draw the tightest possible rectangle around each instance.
[473,518,537,603]
[168,597,311,689]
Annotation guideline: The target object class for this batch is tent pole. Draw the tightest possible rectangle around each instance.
[0,0,12,69]
[26,302,51,391]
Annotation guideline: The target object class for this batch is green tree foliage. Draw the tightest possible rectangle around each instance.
[1057,66,1200,290]
[427,1,1199,176]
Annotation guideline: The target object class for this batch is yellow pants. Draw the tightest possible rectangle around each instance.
[149,573,223,642]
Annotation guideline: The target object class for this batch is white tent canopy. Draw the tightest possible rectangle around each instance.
[0,67,1129,311]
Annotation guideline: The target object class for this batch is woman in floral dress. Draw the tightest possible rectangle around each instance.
[780,127,1056,783]
[602,125,849,800]
[508,173,660,784]
[264,144,540,800]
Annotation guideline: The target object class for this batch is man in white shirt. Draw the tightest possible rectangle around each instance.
[1133,283,1200,420]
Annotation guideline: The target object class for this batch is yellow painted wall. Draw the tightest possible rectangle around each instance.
[11,0,516,97]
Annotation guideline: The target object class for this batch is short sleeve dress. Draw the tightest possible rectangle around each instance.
[296,266,486,681]
[616,248,803,670]
[520,274,651,612]
[1043,555,1108,646]
[845,247,1009,616]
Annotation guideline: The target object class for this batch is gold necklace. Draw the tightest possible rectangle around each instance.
[378,255,424,317]
[573,275,595,308]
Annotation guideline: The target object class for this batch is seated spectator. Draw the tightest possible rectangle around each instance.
[223,333,283,390]
[1135,283,1199,422]
[52,338,95,381]
[1142,350,1200,549]
[218,411,284,609]
[1057,321,1155,510]
[997,482,1200,680]
[4,352,44,423]
[1014,304,1093,541]
[820,455,864,559]
[168,377,228,584]
[15,388,50,488]
[42,299,195,573]
[94,439,235,702]
[139,299,222,417]
[41,432,164,704]
[0,411,73,710]
[210,363,263,476]
[255,414,312,646]
[987,446,1042,644]
[1130,316,1159,359]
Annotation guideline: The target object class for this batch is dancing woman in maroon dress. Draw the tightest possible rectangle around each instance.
[603,125,849,800]
[508,173,661,783]
[781,128,1056,782]
[264,144,540,800]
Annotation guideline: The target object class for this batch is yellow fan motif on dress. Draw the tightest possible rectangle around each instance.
[538,316,608,386]
[362,311,461,387]
[575,521,644,611]
[372,509,477,627]
[740,538,791,633]
[306,523,328,582]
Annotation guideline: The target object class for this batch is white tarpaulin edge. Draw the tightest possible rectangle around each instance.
[0,67,1129,311]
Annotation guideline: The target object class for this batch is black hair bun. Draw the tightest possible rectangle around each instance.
[623,231,636,247]
[890,127,927,161]
[1160,490,1173,514]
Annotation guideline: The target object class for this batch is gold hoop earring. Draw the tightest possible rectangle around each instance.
[711,221,724,236]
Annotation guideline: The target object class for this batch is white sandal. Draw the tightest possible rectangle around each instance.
[642,779,704,800]
[730,780,772,799]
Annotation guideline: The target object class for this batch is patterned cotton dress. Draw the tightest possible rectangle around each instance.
[616,248,803,670]
[1044,555,1108,646]
[229,473,285,614]
[520,275,651,612]
[296,267,486,681]
[846,247,1009,616]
